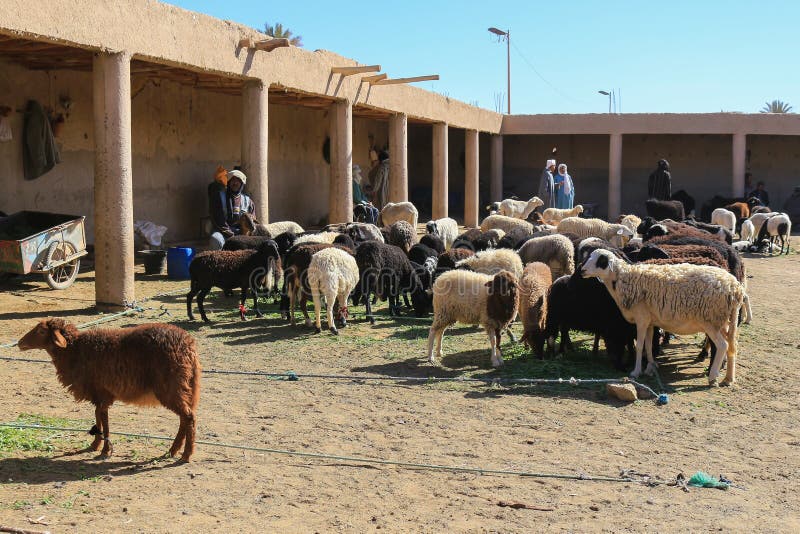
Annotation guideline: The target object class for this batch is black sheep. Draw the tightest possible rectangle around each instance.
[645,198,685,221]
[222,235,273,251]
[544,271,635,370]
[419,233,445,254]
[332,234,355,250]
[408,243,438,266]
[355,241,420,323]
[671,190,696,217]
[187,240,282,322]
[436,248,474,271]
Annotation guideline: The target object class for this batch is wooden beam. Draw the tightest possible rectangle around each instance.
[362,73,388,84]
[372,75,439,85]
[331,65,381,76]
[239,37,291,51]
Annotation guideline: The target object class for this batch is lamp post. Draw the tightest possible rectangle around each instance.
[598,90,612,113]
[488,27,510,114]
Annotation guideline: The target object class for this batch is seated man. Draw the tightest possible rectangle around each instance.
[208,169,254,250]
[748,181,770,207]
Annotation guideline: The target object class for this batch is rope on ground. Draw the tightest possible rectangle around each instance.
[0,354,663,402]
[0,422,663,485]
[0,286,189,349]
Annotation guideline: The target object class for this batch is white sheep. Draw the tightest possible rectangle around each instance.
[380,202,419,229]
[618,214,642,236]
[456,248,524,280]
[711,208,736,234]
[556,217,634,248]
[581,249,744,386]
[758,213,792,255]
[264,221,304,236]
[427,270,519,368]
[307,247,359,335]
[498,196,543,219]
[294,231,341,245]
[739,219,755,243]
[480,214,534,237]
[425,217,459,250]
[541,205,584,225]
[748,212,779,237]
[516,234,575,280]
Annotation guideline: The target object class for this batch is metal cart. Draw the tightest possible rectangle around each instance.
[0,211,88,289]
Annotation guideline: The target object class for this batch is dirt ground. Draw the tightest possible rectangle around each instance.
[0,252,799,533]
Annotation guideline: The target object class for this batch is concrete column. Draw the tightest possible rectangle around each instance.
[93,51,134,309]
[490,134,503,202]
[389,113,408,203]
[608,133,623,220]
[464,129,479,227]
[732,133,746,198]
[242,81,269,222]
[329,100,353,224]
[432,122,448,219]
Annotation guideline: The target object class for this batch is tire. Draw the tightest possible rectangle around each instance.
[44,241,80,290]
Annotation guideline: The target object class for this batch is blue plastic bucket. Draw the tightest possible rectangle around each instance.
[167,247,195,280]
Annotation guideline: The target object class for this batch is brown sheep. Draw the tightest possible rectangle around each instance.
[519,262,553,359]
[724,202,750,223]
[436,248,475,270]
[17,319,201,462]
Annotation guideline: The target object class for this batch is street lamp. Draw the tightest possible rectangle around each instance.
[598,90,612,113]
[488,27,510,114]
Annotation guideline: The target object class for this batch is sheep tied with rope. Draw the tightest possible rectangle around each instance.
[17,319,201,462]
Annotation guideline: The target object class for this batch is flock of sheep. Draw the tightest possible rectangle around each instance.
[185,193,790,388]
[15,193,791,461]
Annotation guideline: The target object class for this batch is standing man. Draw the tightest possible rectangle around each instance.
[538,159,557,211]
[208,169,255,250]
[748,181,770,206]
[368,150,390,210]
[648,159,672,200]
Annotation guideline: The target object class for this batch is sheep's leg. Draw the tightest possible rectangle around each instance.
[427,322,444,364]
[89,405,104,451]
[337,292,348,329]
[402,292,411,309]
[239,288,248,320]
[169,416,187,459]
[326,291,338,335]
[197,289,211,323]
[300,294,312,327]
[630,323,647,379]
[252,285,263,318]
[706,328,729,386]
[99,405,113,458]
[721,306,740,386]
[288,284,297,326]
[186,289,198,321]
[558,327,572,354]
[644,325,658,376]
[311,288,323,334]
[592,334,601,356]
[180,412,196,462]
[487,327,503,368]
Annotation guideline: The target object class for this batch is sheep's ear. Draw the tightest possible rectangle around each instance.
[52,329,67,348]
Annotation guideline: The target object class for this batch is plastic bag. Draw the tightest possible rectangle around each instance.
[134,220,168,247]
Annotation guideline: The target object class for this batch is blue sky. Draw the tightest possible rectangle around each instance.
[167,0,799,114]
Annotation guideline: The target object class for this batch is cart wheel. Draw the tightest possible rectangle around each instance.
[44,241,80,290]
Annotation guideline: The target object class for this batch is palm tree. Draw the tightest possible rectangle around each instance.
[264,22,303,47]
[760,100,793,113]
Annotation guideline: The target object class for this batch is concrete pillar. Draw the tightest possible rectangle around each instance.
[464,129,479,227]
[329,100,353,224]
[389,113,408,203]
[608,133,623,220]
[242,81,269,222]
[732,133,746,198]
[93,52,134,309]
[490,134,503,202]
[432,122,448,219]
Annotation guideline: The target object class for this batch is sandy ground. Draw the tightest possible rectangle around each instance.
[0,252,799,533]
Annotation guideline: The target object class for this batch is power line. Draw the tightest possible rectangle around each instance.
[510,40,586,105]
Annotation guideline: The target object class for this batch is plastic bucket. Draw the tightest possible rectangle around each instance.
[141,250,167,275]
[167,247,195,280]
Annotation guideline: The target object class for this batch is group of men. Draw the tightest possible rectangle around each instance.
[538,159,575,210]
